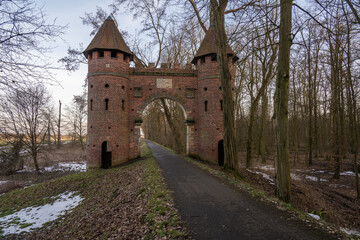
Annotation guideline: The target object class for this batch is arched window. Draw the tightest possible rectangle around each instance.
[205,100,208,112]
[105,99,109,110]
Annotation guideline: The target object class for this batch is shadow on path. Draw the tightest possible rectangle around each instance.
[146,140,337,240]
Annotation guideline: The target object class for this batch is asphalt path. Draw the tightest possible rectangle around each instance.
[146,140,338,240]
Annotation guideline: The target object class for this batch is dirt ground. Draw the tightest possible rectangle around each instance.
[1,143,359,236]
[232,150,360,235]
[0,142,86,194]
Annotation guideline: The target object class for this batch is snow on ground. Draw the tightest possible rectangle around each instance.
[17,162,86,173]
[0,181,9,185]
[247,169,275,185]
[340,227,360,237]
[329,184,350,189]
[44,162,86,172]
[291,173,328,182]
[308,213,321,220]
[305,175,328,182]
[0,191,83,236]
[340,171,356,176]
[290,173,302,181]
[258,165,275,171]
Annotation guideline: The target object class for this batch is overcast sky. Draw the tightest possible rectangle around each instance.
[37,0,138,107]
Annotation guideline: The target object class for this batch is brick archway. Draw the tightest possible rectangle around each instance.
[136,92,193,155]
[138,91,191,119]
[84,17,237,168]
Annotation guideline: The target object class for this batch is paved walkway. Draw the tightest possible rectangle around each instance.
[146,140,337,240]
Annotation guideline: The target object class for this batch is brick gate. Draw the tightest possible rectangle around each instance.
[84,17,237,168]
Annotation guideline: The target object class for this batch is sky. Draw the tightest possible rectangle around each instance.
[36,0,139,107]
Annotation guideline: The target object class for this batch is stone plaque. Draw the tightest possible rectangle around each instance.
[156,78,172,89]
[134,87,142,97]
[186,88,195,98]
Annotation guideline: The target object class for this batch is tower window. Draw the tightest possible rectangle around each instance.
[111,51,117,58]
[121,99,125,111]
[201,57,205,64]
[99,51,104,58]
[205,100,208,112]
[105,84,109,88]
[90,99,93,111]
[220,100,223,111]
[211,54,217,61]
[105,99,109,110]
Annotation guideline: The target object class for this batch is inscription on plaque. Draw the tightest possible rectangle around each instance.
[156,78,172,89]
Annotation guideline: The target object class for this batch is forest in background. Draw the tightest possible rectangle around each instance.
[73,0,360,184]
[1,0,359,198]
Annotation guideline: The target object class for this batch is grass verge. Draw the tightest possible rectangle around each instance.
[0,141,187,239]
[183,156,355,239]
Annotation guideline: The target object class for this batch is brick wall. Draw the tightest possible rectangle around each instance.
[86,52,235,168]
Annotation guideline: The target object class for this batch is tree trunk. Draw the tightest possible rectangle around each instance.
[211,0,239,171]
[260,91,268,163]
[291,70,298,166]
[57,100,62,148]
[160,98,183,153]
[274,0,292,203]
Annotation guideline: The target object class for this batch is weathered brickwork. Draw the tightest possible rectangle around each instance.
[85,17,237,168]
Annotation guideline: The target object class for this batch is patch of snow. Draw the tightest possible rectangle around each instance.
[16,166,33,173]
[0,181,9,185]
[290,174,328,182]
[0,191,83,235]
[340,227,360,237]
[340,171,356,176]
[305,175,328,182]
[247,169,274,185]
[290,173,302,181]
[308,213,321,220]
[258,165,274,171]
[329,184,350,189]
[44,162,86,172]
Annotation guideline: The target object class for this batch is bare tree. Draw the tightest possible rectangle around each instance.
[210,0,239,171]
[0,84,51,174]
[64,93,87,150]
[274,0,293,203]
[0,0,65,89]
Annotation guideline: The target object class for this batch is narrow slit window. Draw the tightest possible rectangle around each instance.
[105,99,109,110]
[205,100,208,112]
[121,99,125,111]
[220,100,223,111]
[90,99,93,111]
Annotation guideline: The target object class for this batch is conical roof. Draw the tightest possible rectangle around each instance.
[83,16,133,58]
[191,26,238,64]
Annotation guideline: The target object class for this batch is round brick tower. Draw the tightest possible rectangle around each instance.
[83,16,133,168]
[191,26,238,165]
